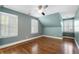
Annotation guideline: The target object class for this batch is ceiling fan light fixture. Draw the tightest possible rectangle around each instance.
[38,5,42,10]
[43,5,48,9]
[42,12,45,15]
[36,5,48,15]
[38,8,44,14]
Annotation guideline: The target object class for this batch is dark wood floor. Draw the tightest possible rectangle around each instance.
[63,37,79,54]
[0,36,79,54]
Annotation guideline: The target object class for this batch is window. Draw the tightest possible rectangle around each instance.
[31,19,38,34]
[74,20,79,32]
[63,20,74,32]
[0,12,18,38]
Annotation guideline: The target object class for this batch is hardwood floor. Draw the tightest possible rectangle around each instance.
[0,36,79,54]
[63,37,79,54]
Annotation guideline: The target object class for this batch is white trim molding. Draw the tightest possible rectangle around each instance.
[74,39,79,49]
[0,35,43,49]
[63,36,79,49]
[63,36,74,39]
[0,35,63,49]
[42,35,62,39]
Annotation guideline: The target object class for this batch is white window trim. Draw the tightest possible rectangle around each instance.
[0,12,18,38]
[31,19,39,34]
[63,20,74,33]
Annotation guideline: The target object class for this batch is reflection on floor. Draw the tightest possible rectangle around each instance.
[63,37,79,54]
[0,36,79,54]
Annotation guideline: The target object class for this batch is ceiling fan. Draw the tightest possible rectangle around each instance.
[37,5,48,15]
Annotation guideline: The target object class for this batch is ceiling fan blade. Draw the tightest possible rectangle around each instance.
[38,5,42,10]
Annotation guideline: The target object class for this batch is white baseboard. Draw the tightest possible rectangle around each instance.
[63,36,79,49]
[0,35,62,49]
[0,35,43,49]
[63,36,74,39]
[42,35,62,39]
[74,39,79,49]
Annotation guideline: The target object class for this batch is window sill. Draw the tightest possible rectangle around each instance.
[0,35,18,39]
[31,33,39,35]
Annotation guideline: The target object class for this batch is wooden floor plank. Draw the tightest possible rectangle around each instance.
[0,36,79,54]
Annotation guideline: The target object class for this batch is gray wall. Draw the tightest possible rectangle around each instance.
[39,13,62,37]
[74,7,79,45]
[39,13,61,27]
[43,27,62,37]
[0,7,42,46]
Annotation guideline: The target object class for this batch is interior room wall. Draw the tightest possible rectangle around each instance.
[43,27,62,37]
[0,6,42,46]
[39,13,62,37]
[74,7,79,46]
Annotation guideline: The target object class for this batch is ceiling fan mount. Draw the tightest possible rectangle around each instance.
[38,5,48,10]
[37,5,48,15]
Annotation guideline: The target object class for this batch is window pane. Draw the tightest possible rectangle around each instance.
[1,14,9,25]
[0,12,18,38]
[63,20,73,32]
[75,20,79,32]
[31,19,38,34]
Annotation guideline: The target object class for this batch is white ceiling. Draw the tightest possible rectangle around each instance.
[4,5,79,18]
